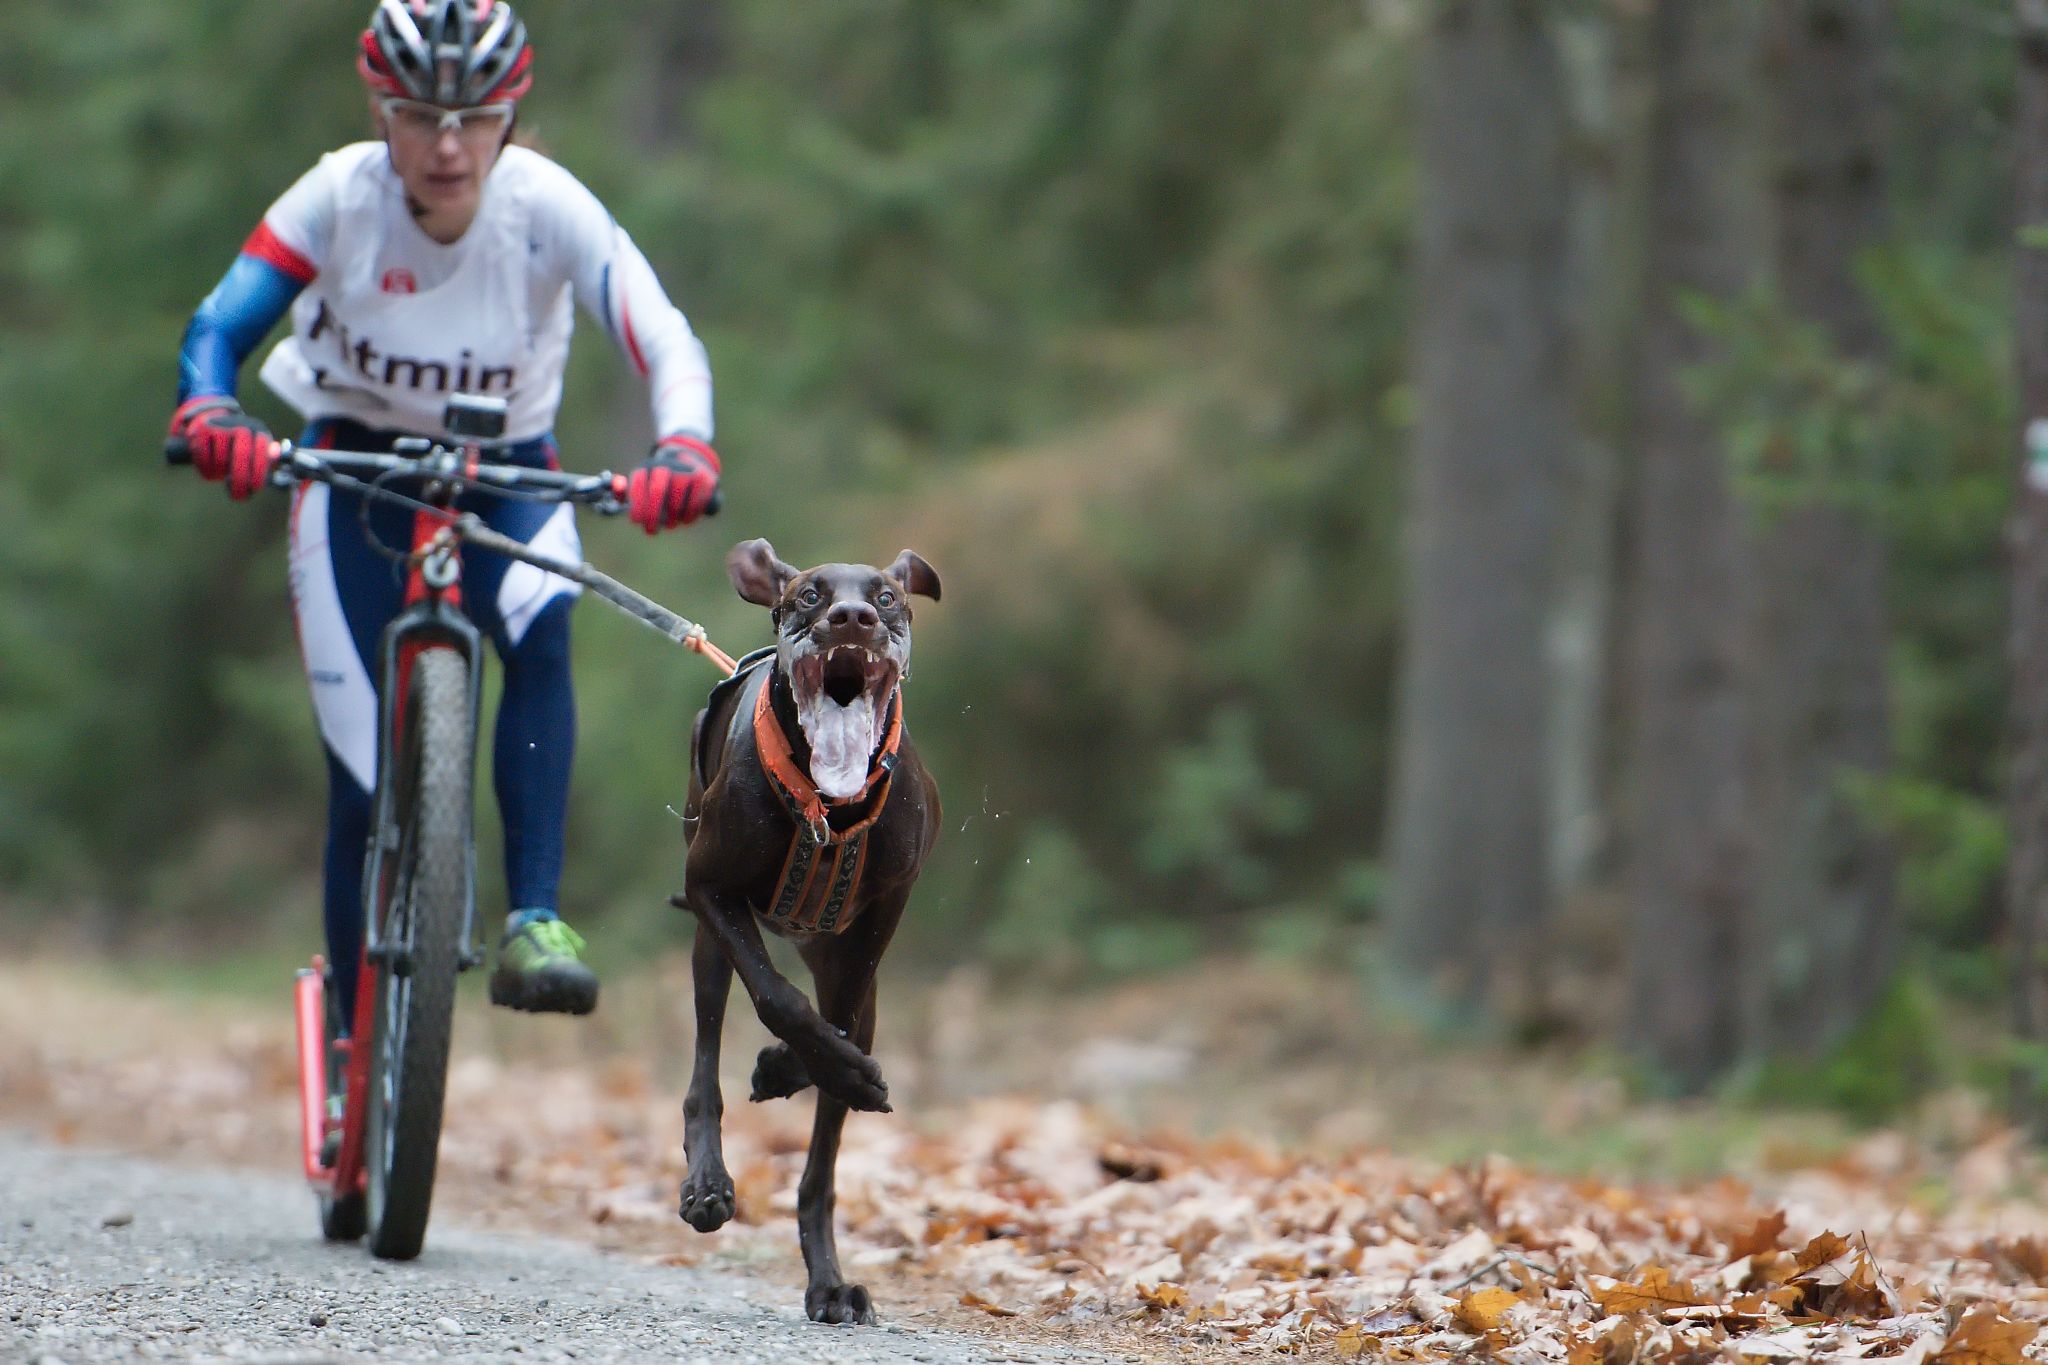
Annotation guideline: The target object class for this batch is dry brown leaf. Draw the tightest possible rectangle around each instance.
[1932,1307,2040,1365]
[1334,1325,1367,1359]
[1136,1282,1189,1312]
[959,1291,1020,1318]
[1724,1291,1784,1321]
[1357,1303,1427,1336]
[1664,1325,1726,1365]
[1837,1251,1903,1321]
[1795,1231,1853,1271]
[1766,1283,1804,1311]
[1784,1243,1902,1323]
[1595,1266,1711,1316]
[1566,1317,1640,1365]
[1729,1210,1789,1260]
[1251,1250,1310,1279]
[1169,1218,1222,1262]
[1455,1286,1519,1333]
[1978,1236,2048,1283]
[1744,1249,1797,1291]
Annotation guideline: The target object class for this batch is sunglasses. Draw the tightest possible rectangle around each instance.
[378,97,515,145]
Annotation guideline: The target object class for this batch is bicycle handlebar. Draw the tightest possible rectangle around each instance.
[164,435,722,517]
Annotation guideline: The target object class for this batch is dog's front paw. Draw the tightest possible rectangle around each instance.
[678,1163,735,1233]
[750,1042,812,1102]
[806,1281,876,1326]
[797,1028,891,1113]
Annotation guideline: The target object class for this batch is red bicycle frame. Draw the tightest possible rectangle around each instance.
[296,501,474,1197]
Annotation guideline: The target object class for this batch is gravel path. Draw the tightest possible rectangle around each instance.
[0,1133,1114,1365]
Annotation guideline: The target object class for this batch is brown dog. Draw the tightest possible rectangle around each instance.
[669,538,942,1325]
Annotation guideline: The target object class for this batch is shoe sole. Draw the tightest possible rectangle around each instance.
[488,967,599,1016]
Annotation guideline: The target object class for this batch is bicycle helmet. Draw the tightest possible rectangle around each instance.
[359,0,533,106]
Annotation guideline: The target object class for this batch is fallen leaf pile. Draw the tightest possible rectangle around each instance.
[8,968,2048,1360]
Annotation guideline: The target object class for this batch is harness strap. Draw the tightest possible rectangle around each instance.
[751,670,903,934]
[766,823,872,934]
[752,669,902,837]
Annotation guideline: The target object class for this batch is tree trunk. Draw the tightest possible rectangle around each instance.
[1388,0,1569,1021]
[1625,0,1763,1091]
[1745,0,1899,1060]
[2008,0,2048,1133]
[1549,7,1633,906]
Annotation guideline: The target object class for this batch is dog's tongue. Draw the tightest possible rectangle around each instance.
[799,696,878,800]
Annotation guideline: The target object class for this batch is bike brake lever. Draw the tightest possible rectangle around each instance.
[593,472,629,517]
[267,442,310,488]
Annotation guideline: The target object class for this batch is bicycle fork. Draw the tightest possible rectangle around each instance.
[361,595,488,976]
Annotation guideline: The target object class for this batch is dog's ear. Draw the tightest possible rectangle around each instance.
[728,539,798,608]
[886,549,941,602]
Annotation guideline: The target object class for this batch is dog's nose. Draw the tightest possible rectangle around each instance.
[826,601,880,632]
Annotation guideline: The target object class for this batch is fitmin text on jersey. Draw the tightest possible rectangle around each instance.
[305,297,516,394]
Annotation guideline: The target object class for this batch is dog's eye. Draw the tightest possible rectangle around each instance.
[875,589,896,609]
[797,586,821,608]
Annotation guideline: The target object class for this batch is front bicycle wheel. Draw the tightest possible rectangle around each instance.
[365,646,472,1261]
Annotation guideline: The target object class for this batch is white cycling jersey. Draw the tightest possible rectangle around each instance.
[251,142,711,443]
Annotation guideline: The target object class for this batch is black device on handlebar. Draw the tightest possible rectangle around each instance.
[441,393,509,441]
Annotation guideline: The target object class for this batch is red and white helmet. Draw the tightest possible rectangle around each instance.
[359,0,533,106]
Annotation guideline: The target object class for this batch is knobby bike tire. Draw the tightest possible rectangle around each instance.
[365,647,472,1261]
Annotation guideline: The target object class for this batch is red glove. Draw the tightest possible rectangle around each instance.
[627,435,720,534]
[170,397,279,501]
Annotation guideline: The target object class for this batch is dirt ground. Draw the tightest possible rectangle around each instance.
[6,954,2048,1361]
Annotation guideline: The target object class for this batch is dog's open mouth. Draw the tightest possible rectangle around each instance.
[791,644,900,800]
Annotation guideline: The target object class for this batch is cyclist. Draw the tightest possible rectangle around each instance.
[169,0,718,1020]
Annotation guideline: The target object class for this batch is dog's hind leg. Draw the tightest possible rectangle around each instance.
[677,924,737,1233]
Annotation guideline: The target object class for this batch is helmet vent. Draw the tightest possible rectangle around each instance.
[363,0,530,105]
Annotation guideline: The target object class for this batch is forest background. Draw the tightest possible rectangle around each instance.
[0,0,2033,1120]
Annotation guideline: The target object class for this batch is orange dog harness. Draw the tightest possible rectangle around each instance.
[751,671,903,934]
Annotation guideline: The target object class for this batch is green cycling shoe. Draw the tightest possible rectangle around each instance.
[488,915,600,1016]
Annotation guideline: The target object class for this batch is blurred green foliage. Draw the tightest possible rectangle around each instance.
[1745,976,1950,1123]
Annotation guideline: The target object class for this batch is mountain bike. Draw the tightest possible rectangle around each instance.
[171,395,632,1259]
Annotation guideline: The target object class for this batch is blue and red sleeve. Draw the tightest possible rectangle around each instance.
[176,224,318,403]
